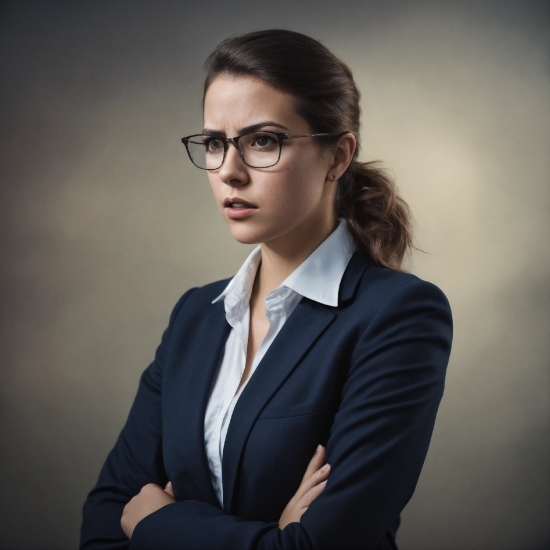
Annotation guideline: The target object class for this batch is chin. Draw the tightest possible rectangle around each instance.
[230,227,262,244]
[227,225,264,245]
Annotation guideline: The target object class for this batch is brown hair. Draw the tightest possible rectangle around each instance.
[204,29,413,270]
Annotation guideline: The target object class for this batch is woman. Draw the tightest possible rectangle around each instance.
[81,29,452,550]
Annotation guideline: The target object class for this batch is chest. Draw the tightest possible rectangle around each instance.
[160,295,366,515]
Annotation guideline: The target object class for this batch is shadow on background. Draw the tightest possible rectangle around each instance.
[0,1,548,549]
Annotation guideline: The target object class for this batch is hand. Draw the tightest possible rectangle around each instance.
[121,482,176,539]
[278,444,330,530]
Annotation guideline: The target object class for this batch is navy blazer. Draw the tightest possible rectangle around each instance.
[81,251,452,550]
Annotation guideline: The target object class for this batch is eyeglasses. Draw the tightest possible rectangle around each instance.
[181,130,344,170]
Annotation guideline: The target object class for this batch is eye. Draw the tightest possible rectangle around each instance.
[203,136,224,153]
[251,133,276,148]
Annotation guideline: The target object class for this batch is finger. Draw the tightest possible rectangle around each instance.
[165,481,175,497]
[301,445,326,482]
[298,479,328,510]
[295,463,331,502]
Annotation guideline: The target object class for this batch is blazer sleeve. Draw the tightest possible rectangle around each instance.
[129,279,453,550]
[80,288,196,550]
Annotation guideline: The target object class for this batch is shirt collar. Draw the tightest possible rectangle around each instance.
[212,219,356,309]
[282,219,356,307]
[212,245,261,315]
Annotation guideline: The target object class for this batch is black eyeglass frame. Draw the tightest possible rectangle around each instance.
[181,130,348,170]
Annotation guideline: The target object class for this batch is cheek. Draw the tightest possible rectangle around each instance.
[278,155,327,205]
[207,172,216,192]
[262,173,324,226]
[207,175,224,207]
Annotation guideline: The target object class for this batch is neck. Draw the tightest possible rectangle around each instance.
[255,213,338,298]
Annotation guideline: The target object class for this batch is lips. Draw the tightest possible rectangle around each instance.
[223,197,258,209]
[223,197,258,220]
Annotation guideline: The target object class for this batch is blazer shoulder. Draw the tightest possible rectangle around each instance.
[355,264,452,314]
[186,277,232,303]
[348,266,453,358]
[168,276,231,320]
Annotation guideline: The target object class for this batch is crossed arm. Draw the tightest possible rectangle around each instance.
[81,280,452,549]
[120,445,331,539]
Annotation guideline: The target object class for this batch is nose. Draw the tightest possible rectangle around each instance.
[217,142,249,187]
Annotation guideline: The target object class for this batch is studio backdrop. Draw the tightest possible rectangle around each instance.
[0,1,548,549]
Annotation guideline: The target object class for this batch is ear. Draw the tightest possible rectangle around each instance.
[327,133,357,181]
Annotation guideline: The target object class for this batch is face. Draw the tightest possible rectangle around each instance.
[203,74,338,251]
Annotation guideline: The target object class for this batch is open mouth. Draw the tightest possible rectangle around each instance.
[223,197,258,209]
[223,197,258,219]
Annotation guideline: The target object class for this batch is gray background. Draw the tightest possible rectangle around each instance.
[1,1,548,549]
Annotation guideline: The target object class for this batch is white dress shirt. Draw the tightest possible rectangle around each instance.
[204,219,356,506]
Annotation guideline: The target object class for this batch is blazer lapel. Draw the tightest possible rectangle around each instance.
[339,249,371,303]
[221,250,371,512]
[166,301,231,506]
[221,298,336,512]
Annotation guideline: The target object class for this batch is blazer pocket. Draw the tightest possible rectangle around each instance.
[258,406,321,419]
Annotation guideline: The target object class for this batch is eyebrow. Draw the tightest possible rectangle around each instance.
[202,121,290,135]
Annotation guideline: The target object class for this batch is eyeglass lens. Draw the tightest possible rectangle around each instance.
[187,132,281,169]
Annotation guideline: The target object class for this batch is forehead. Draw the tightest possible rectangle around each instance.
[203,74,310,133]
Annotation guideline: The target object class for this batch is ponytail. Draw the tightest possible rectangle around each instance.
[337,161,413,270]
